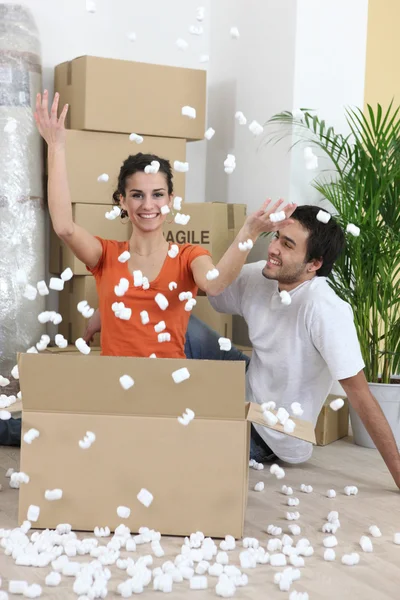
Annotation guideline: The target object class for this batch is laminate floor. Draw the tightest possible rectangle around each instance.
[0,437,399,599]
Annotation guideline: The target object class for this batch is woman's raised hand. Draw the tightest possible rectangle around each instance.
[243,198,297,240]
[34,90,68,148]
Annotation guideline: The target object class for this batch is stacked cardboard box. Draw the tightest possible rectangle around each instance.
[50,56,246,344]
[50,55,204,277]
[55,56,206,139]
[58,276,100,347]
[164,202,247,262]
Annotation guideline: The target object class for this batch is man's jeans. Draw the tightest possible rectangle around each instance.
[0,315,275,462]
[0,416,21,446]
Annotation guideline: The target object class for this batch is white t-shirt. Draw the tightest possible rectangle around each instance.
[208,261,365,464]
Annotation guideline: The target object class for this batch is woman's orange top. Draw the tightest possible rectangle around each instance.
[86,238,210,358]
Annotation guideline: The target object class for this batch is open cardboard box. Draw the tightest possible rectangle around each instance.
[18,352,315,538]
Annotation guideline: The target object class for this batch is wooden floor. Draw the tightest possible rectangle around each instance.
[0,437,399,599]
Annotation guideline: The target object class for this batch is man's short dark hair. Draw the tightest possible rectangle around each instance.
[291,205,345,276]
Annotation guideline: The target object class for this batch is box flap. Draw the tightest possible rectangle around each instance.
[9,400,22,414]
[246,402,317,445]
[324,393,346,407]
[42,346,101,354]
[18,354,246,420]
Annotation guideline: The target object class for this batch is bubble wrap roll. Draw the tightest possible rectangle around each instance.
[0,5,45,394]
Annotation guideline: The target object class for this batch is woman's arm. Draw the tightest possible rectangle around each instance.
[191,199,296,295]
[35,90,102,269]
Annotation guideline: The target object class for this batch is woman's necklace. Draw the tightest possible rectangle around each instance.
[130,241,168,257]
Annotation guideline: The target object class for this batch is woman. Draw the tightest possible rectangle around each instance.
[1,91,296,452]
[34,89,296,359]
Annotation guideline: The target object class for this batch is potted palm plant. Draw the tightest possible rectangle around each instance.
[265,103,400,448]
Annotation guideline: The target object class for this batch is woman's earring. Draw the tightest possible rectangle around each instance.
[164,205,175,225]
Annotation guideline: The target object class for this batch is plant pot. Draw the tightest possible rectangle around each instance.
[349,382,400,449]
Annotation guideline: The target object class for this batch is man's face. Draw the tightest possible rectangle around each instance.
[263,220,315,287]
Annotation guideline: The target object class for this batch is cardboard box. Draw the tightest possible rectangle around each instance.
[315,394,349,446]
[58,277,100,347]
[49,204,132,275]
[55,56,206,140]
[58,130,187,205]
[18,353,315,537]
[192,297,232,338]
[164,203,247,265]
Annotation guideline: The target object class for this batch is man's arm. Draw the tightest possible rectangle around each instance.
[340,370,400,489]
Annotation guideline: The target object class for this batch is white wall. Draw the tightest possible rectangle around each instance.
[206,0,297,218]
[205,0,298,275]
[204,0,298,344]
[3,0,212,336]
[289,0,369,207]
[203,0,369,345]
[203,0,369,216]
[3,0,211,204]
[5,0,370,213]
[1,0,373,359]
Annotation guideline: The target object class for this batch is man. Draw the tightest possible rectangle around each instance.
[207,205,400,487]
